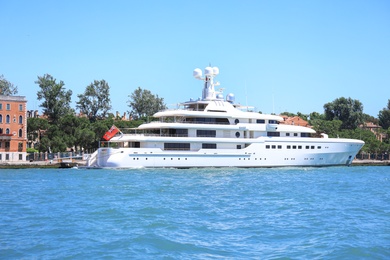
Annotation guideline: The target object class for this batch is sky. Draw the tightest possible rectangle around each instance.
[1,0,389,117]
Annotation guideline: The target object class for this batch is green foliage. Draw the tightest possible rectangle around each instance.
[378,99,390,130]
[324,97,364,129]
[0,74,18,95]
[36,74,73,123]
[280,112,296,117]
[76,80,112,121]
[296,112,308,121]
[309,112,325,120]
[127,87,167,119]
[310,119,342,138]
[26,147,38,153]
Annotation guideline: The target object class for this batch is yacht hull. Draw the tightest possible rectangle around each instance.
[91,139,364,168]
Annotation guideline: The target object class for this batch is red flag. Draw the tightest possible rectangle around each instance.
[103,125,120,141]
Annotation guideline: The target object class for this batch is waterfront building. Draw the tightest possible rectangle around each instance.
[0,95,27,162]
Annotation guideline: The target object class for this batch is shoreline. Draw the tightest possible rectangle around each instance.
[0,160,388,169]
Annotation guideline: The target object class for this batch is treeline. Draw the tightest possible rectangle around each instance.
[1,74,390,155]
[281,97,390,155]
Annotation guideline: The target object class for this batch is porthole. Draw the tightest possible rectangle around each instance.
[235,132,240,138]
[235,119,239,124]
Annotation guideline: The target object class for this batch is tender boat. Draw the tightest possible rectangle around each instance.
[87,66,364,168]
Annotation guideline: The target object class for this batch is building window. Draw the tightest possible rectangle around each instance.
[19,104,23,111]
[6,154,9,160]
[19,129,23,137]
[0,114,2,123]
[6,104,10,110]
[5,142,10,148]
[18,142,23,151]
[0,128,2,134]
[0,103,2,110]
[6,128,10,134]
[19,154,23,160]
[0,142,2,148]
[19,116,23,124]
[6,115,10,123]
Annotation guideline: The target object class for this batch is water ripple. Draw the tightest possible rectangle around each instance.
[0,167,389,259]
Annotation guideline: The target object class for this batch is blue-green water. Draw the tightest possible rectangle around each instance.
[0,166,389,259]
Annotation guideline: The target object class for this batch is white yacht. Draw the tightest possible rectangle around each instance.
[87,66,364,168]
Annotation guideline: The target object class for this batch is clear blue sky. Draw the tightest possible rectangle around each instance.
[1,0,389,117]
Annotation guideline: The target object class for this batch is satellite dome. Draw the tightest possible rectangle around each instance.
[204,67,213,76]
[217,94,224,99]
[193,68,202,79]
[226,93,235,103]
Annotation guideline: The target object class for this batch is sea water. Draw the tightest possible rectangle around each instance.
[0,166,389,259]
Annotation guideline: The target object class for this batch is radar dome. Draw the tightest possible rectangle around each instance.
[204,67,213,76]
[213,67,219,75]
[217,94,224,99]
[226,93,235,103]
[193,68,202,79]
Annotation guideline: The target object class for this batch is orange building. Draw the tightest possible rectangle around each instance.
[280,115,311,127]
[0,95,27,162]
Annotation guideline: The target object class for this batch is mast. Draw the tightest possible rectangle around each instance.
[193,66,220,100]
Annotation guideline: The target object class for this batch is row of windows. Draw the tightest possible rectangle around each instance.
[164,143,218,150]
[0,142,24,151]
[0,154,24,160]
[197,130,216,137]
[0,115,24,124]
[266,144,324,149]
[268,132,311,137]
[0,128,24,137]
[0,104,23,111]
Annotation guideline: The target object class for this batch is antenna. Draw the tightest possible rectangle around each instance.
[245,80,248,111]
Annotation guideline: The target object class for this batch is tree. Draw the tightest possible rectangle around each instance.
[36,74,73,123]
[27,117,49,150]
[76,80,112,121]
[310,119,343,138]
[0,74,18,95]
[127,87,167,119]
[308,111,325,121]
[324,97,364,130]
[378,99,390,130]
